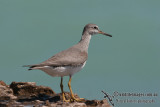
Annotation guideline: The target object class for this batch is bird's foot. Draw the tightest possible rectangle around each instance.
[62,94,85,102]
[62,93,70,102]
[63,98,70,102]
[70,96,85,102]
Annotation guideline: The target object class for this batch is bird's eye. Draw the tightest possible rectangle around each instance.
[93,26,98,30]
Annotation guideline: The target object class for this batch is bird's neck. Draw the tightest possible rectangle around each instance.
[78,32,91,52]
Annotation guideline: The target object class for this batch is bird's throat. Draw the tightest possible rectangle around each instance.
[79,33,91,52]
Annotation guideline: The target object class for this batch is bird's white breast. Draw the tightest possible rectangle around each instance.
[39,62,86,77]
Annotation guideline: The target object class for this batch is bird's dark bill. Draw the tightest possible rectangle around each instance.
[98,31,112,37]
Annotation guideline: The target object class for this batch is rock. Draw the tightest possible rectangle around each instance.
[85,99,112,107]
[0,81,112,107]
[10,81,55,100]
[0,80,17,101]
[0,80,7,87]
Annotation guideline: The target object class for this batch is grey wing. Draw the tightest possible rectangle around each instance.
[27,47,88,69]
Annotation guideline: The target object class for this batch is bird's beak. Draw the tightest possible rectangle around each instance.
[98,30,112,37]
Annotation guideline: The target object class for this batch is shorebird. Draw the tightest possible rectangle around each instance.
[24,24,112,102]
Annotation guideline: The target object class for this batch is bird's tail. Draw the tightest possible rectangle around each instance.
[23,65,36,70]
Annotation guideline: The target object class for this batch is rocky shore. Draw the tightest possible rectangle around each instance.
[0,81,112,107]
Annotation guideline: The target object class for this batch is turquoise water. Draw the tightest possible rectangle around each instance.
[0,0,160,107]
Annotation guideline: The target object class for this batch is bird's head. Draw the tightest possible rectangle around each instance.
[82,24,112,37]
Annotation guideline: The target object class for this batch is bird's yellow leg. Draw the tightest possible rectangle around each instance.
[60,77,69,102]
[68,76,85,102]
